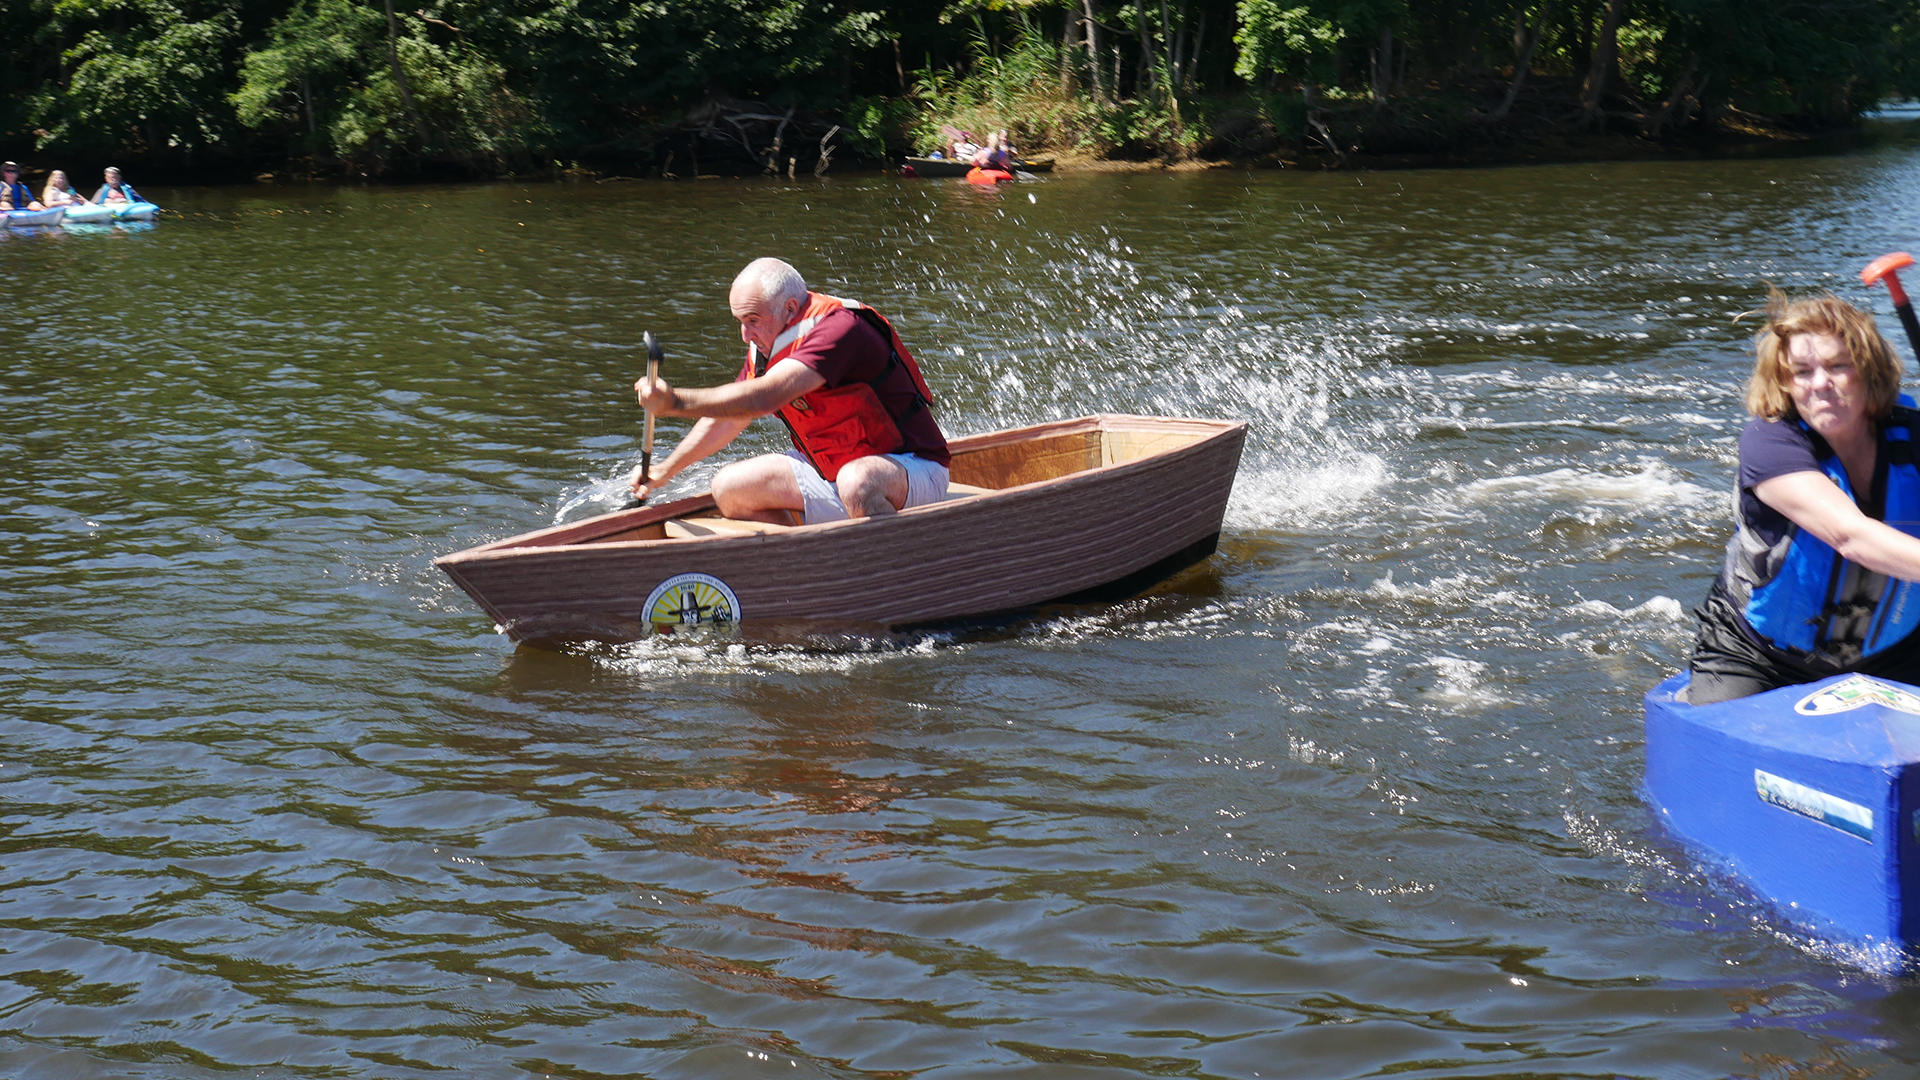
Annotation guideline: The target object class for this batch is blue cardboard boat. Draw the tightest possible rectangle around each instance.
[1645,671,1920,947]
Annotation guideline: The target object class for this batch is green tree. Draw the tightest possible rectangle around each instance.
[32,0,240,154]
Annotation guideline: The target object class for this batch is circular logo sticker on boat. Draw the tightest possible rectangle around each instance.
[643,573,740,634]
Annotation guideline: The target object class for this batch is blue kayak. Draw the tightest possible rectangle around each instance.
[1645,671,1920,949]
[111,201,160,221]
[62,203,114,224]
[5,207,67,227]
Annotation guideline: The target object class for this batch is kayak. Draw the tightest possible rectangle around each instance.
[1644,670,1920,949]
[435,414,1246,644]
[61,203,114,224]
[902,156,1053,178]
[967,167,1014,185]
[110,202,161,221]
[6,207,67,227]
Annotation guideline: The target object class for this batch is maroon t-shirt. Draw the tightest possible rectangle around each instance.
[735,307,950,466]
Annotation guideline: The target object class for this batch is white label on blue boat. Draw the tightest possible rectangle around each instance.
[1794,675,1920,716]
[643,573,740,634]
[1754,770,1873,842]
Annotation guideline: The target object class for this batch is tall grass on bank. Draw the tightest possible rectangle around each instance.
[904,16,1201,160]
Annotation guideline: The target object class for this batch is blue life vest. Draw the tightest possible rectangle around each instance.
[2,181,29,209]
[1723,403,1920,667]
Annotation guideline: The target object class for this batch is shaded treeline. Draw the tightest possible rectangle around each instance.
[3,0,1917,177]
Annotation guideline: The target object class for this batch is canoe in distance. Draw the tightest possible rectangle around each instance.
[434,414,1246,644]
[902,156,1054,177]
[1645,670,1920,953]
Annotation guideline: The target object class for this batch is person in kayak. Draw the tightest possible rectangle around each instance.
[92,166,142,205]
[1688,289,1920,703]
[628,257,950,524]
[0,162,46,211]
[975,130,1014,170]
[41,169,84,207]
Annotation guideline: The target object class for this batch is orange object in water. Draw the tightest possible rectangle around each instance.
[966,167,1013,184]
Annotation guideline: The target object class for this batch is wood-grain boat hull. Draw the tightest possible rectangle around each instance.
[434,414,1245,643]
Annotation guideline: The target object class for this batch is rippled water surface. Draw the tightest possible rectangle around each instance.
[14,131,1920,1078]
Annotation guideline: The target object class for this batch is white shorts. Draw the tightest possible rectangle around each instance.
[785,451,949,524]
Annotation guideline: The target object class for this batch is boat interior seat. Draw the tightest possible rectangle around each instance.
[666,516,795,538]
[665,485,996,537]
[943,482,996,500]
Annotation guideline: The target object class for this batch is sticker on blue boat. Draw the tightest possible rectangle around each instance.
[1754,769,1874,842]
[1794,674,1920,716]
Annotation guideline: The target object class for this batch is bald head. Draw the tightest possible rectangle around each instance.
[729,258,809,355]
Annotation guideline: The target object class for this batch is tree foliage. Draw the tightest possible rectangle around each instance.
[2,0,1917,172]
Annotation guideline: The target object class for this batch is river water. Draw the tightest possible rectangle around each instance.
[11,128,1920,1078]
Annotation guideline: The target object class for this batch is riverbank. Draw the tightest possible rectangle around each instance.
[15,80,1898,192]
[52,112,1890,192]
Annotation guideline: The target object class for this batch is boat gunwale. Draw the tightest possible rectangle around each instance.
[433,413,1246,565]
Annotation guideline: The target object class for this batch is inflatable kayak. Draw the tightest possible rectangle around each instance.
[1645,670,1920,948]
[110,202,160,221]
[6,207,66,227]
[61,203,114,224]
[966,167,1014,185]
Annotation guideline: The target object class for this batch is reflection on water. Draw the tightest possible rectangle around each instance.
[8,126,1920,1076]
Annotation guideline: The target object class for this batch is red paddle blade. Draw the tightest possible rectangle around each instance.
[1862,252,1916,287]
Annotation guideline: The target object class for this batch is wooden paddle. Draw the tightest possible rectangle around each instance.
[1862,252,1920,361]
[623,332,664,509]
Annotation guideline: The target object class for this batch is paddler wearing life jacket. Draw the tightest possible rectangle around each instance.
[91,165,142,206]
[629,257,950,525]
[1689,289,1920,703]
[0,161,46,211]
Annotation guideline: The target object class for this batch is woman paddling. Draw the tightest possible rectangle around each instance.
[1689,289,1920,703]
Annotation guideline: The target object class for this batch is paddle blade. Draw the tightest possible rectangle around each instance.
[1862,252,1915,288]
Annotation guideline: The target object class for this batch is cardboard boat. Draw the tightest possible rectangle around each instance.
[902,155,1054,177]
[435,414,1245,644]
[1645,670,1920,948]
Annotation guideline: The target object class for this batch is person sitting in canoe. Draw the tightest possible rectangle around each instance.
[1688,289,1920,703]
[975,130,1014,170]
[92,166,143,205]
[628,257,950,524]
[40,169,84,207]
[0,162,46,211]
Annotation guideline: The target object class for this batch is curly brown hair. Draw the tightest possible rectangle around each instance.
[1744,288,1903,421]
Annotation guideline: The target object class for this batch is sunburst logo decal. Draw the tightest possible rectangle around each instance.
[643,573,741,635]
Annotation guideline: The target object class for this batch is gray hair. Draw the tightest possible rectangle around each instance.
[733,257,808,313]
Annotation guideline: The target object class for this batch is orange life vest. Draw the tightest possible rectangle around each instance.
[751,293,937,481]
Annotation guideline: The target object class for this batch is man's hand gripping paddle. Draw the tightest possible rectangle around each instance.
[1862,253,1920,361]
[623,332,664,510]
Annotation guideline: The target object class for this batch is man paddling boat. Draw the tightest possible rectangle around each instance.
[629,258,950,524]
